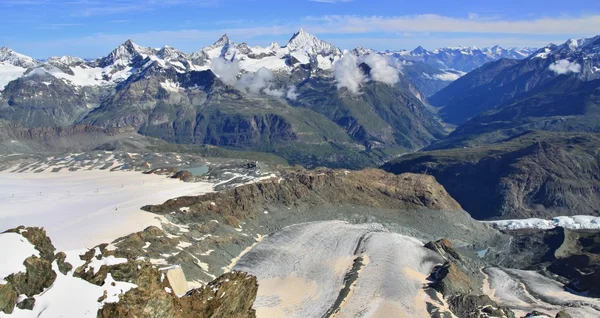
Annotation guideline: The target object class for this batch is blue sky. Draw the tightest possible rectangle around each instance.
[1,0,599,59]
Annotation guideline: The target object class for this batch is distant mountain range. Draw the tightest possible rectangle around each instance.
[0,29,538,167]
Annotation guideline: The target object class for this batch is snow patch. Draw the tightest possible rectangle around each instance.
[0,233,40,283]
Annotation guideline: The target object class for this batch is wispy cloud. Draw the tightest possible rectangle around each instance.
[303,14,600,35]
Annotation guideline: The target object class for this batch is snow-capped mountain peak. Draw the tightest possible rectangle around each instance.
[352,46,374,56]
[0,47,40,68]
[267,42,281,51]
[410,46,428,56]
[98,39,155,68]
[45,56,85,67]
[285,29,340,56]
[207,34,231,51]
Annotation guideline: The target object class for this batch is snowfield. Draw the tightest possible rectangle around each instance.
[0,170,213,250]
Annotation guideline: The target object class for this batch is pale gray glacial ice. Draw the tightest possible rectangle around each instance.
[484,267,600,317]
[233,220,445,318]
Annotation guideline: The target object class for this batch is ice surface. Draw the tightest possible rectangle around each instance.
[233,221,443,318]
[484,267,600,317]
[0,170,213,250]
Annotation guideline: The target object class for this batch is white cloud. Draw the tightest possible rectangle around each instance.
[333,52,365,94]
[362,54,399,86]
[306,14,600,36]
[209,57,240,85]
[432,72,463,81]
[286,86,299,100]
[234,67,284,97]
[548,59,582,75]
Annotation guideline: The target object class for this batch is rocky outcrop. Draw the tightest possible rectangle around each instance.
[5,256,57,297]
[143,168,462,225]
[0,227,60,313]
[447,294,515,318]
[99,271,258,318]
[425,239,480,296]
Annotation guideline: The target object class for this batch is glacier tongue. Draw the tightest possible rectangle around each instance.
[233,221,444,318]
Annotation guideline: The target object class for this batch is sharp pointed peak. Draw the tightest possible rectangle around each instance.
[123,39,136,46]
[213,34,230,45]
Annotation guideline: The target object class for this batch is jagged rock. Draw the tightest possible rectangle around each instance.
[97,290,108,302]
[16,297,35,310]
[5,256,57,297]
[55,251,73,275]
[0,283,18,314]
[447,294,515,318]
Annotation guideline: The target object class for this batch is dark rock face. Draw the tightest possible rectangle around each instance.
[143,168,462,225]
[16,297,35,310]
[382,132,600,220]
